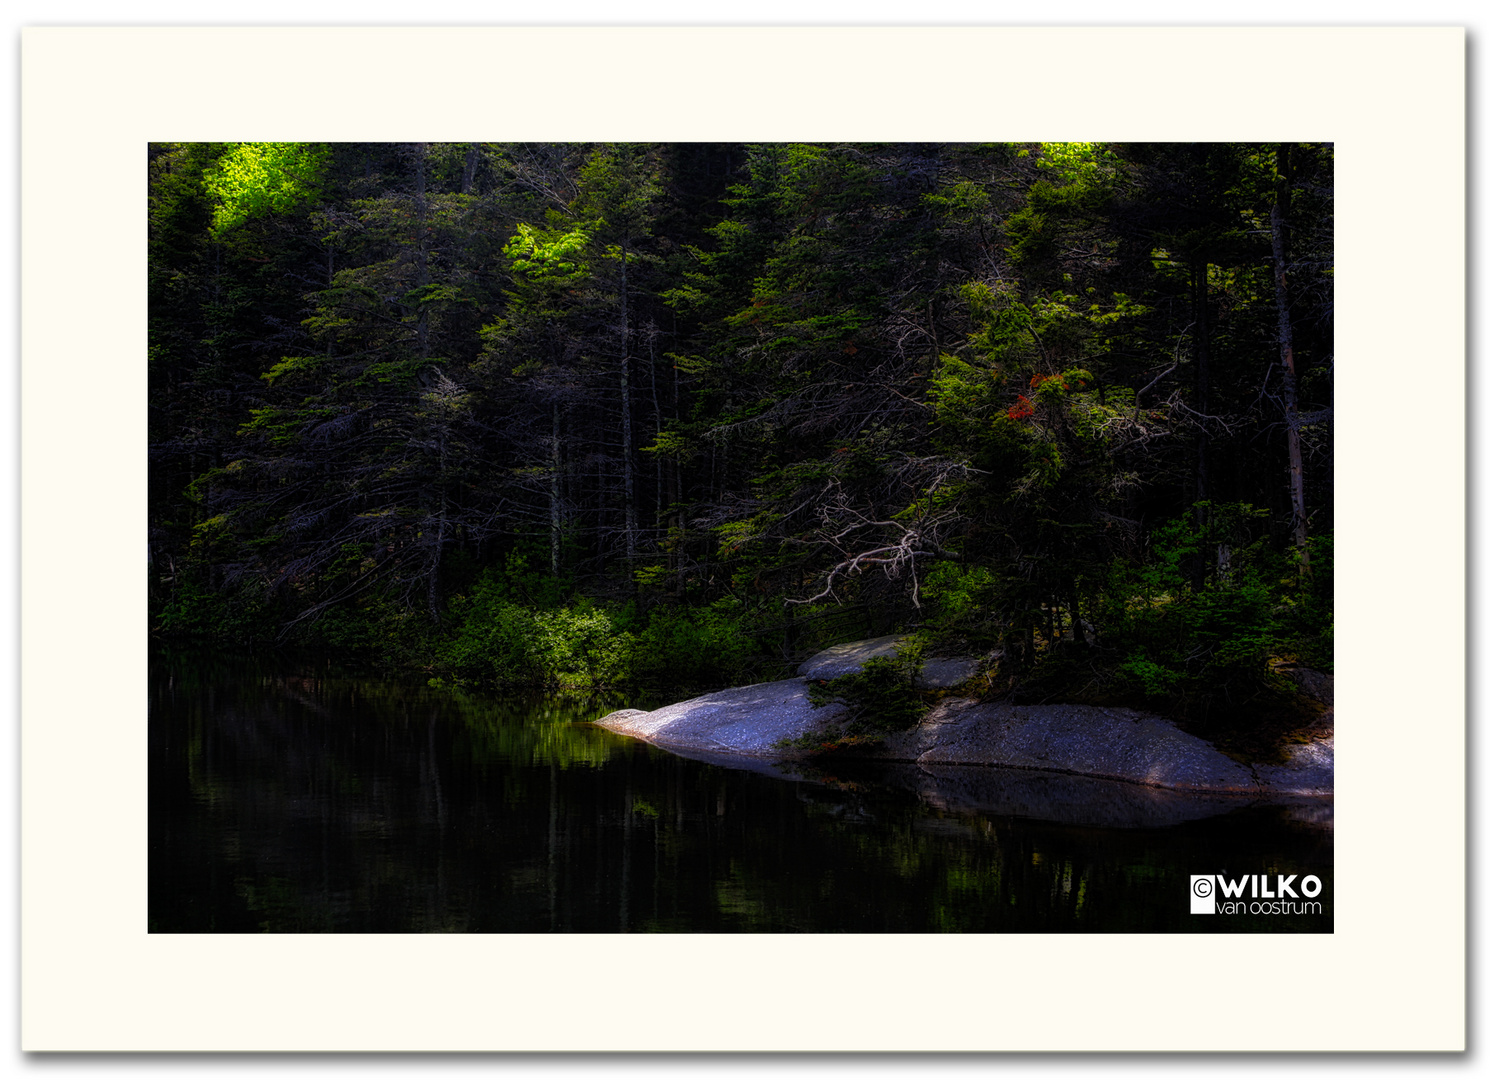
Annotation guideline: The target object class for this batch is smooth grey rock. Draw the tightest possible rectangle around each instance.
[874,697,1262,792]
[798,635,907,680]
[798,635,979,689]
[1253,735,1334,796]
[1279,666,1334,706]
[596,678,847,757]
[596,681,1333,799]
[917,657,981,689]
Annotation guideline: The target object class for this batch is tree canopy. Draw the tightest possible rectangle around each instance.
[150,141,1333,732]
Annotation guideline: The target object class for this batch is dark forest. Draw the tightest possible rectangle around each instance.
[148,141,1332,735]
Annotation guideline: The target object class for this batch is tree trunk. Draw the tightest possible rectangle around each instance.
[669,341,682,585]
[427,426,447,623]
[1192,257,1210,591]
[619,242,637,567]
[648,323,663,541]
[414,143,430,360]
[550,403,562,575]
[414,143,443,619]
[461,144,478,195]
[1271,145,1310,573]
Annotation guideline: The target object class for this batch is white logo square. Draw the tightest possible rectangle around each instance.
[1190,874,1216,914]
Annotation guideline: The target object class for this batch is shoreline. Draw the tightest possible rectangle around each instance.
[596,639,1334,802]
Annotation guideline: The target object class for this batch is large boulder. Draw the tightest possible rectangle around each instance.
[1251,735,1334,797]
[1278,666,1333,706]
[798,635,979,690]
[872,697,1260,792]
[596,678,846,758]
[596,636,1333,800]
[597,684,1332,797]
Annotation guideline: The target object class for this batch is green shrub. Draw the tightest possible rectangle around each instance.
[1276,531,1334,671]
[1114,650,1184,699]
[438,597,546,685]
[435,562,613,687]
[807,640,928,733]
[533,603,627,685]
[620,600,756,688]
[437,564,766,691]
[438,595,630,689]
[154,575,275,645]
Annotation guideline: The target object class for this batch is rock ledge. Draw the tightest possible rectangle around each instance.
[595,638,1333,800]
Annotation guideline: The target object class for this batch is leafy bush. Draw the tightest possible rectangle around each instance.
[437,596,548,685]
[154,575,275,645]
[436,562,620,687]
[439,591,627,689]
[1276,531,1334,671]
[436,567,761,690]
[620,600,757,688]
[532,603,627,685]
[1114,650,1184,699]
[306,596,432,668]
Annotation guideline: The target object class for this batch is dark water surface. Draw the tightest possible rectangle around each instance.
[150,653,1332,933]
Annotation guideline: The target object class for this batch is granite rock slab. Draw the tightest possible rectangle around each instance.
[796,634,906,680]
[1252,735,1334,797]
[797,634,979,690]
[597,684,1332,797]
[597,636,1332,800]
[1279,666,1334,706]
[596,678,847,757]
[878,697,1262,792]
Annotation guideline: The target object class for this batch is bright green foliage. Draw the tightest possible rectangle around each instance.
[1115,652,1184,699]
[1034,142,1121,188]
[439,577,621,688]
[923,179,992,225]
[503,223,591,289]
[202,142,329,235]
[436,562,761,690]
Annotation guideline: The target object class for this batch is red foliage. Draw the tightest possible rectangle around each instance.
[1007,395,1034,421]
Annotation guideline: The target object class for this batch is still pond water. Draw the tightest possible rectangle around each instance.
[150,652,1331,933]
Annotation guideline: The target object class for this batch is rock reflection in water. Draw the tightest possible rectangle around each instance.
[857,761,1331,831]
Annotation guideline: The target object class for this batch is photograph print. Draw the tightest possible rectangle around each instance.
[148,141,1333,934]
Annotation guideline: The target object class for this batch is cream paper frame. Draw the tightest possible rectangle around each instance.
[20,26,1465,1051]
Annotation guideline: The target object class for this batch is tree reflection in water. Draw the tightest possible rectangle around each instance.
[150,652,1331,933]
